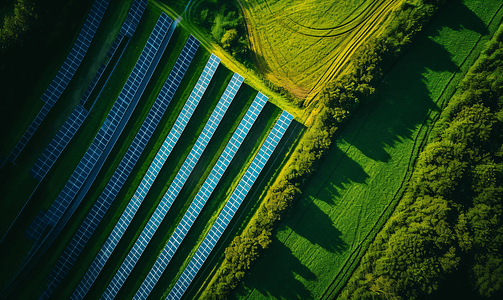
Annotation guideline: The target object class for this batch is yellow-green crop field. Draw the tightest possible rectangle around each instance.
[241,0,403,100]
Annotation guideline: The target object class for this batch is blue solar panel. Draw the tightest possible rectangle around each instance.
[101,71,242,300]
[94,13,172,151]
[7,102,52,163]
[41,0,110,106]
[54,37,200,300]
[31,105,88,182]
[7,0,110,164]
[166,111,294,300]
[25,211,48,242]
[133,93,268,299]
[38,143,102,228]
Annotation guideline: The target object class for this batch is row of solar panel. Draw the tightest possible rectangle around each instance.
[101,72,244,300]
[24,211,48,242]
[166,111,294,300]
[30,106,89,182]
[25,142,103,241]
[121,0,148,37]
[133,93,269,299]
[42,36,200,300]
[73,52,220,299]
[34,15,181,300]
[5,0,110,165]
[94,13,173,151]
[6,103,52,163]
[42,143,103,227]
[42,0,110,106]
[79,34,125,106]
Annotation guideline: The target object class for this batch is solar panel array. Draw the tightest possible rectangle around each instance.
[79,35,125,106]
[94,13,172,150]
[120,0,148,37]
[166,111,294,300]
[101,72,244,300]
[41,0,110,106]
[25,211,48,241]
[71,52,219,300]
[38,36,200,300]
[134,93,268,299]
[31,14,179,300]
[7,103,52,163]
[26,13,173,238]
[41,144,103,227]
[6,0,110,164]
[31,105,89,182]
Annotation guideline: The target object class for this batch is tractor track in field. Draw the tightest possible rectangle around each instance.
[243,0,400,99]
[304,0,401,103]
[263,0,387,37]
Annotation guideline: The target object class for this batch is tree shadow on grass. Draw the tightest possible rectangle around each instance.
[234,236,316,300]
[297,144,369,207]
[288,202,348,254]
[342,0,488,163]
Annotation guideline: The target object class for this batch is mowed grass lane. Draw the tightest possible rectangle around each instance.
[233,1,503,299]
[241,0,401,99]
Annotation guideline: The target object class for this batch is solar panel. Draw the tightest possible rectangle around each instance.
[133,93,268,299]
[39,16,179,298]
[62,37,201,300]
[93,13,172,151]
[35,143,102,229]
[101,71,243,300]
[7,0,110,164]
[25,211,48,242]
[41,0,110,105]
[31,106,89,182]
[166,111,294,300]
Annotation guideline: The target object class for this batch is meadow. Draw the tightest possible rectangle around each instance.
[231,1,503,299]
[240,0,402,101]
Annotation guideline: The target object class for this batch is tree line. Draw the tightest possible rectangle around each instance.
[339,22,503,300]
[198,1,447,299]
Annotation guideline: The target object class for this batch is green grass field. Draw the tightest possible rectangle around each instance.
[232,1,503,299]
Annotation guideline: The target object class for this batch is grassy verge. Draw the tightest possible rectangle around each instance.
[153,0,306,122]
[231,1,503,299]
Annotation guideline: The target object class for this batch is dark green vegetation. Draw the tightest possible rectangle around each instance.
[193,0,251,67]
[340,23,503,300]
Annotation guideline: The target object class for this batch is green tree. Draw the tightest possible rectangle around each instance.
[220,28,237,49]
